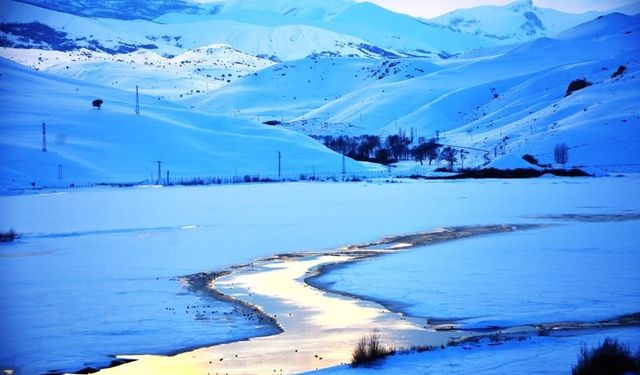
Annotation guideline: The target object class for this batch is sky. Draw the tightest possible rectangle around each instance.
[353,0,638,17]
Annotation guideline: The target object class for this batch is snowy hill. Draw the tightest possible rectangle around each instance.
[0,58,374,188]
[190,57,442,124]
[194,13,640,172]
[429,0,600,43]
[1,44,275,100]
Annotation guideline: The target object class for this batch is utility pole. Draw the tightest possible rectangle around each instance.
[460,150,468,170]
[278,151,281,179]
[42,122,47,152]
[166,170,170,185]
[135,85,140,115]
[157,161,161,185]
[58,164,62,180]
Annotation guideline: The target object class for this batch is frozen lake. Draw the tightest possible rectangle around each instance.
[1,177,639,374]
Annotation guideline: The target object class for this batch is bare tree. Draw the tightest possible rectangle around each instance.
[385,134,411,162]
[554,143,569,165]
[412,138,439,165]
[439,146,458,170]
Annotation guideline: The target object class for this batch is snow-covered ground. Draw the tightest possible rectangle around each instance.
[1,176,639,374]
[307,327,640,375]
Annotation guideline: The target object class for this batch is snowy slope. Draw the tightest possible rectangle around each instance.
[203,14,640,172]
[324,2,492,56]
[217,0,353,22]
[1,44,275,100]
[0,58,373,188]
[190,57,442,124]
[429,0,600,43]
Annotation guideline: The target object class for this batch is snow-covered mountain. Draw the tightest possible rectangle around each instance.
[428,0,601,43]
[0,0,399,60]
[194,13,640,172]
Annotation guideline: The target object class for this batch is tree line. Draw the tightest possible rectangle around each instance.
[314,134,459,168]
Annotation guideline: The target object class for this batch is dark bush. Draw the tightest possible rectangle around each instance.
[566,79,592,97]
[522,154,539,165]
[262,120,282,126]
[0,228,18,242]
[92,99,103,109]
[434,167,452,173]
[352,332,390,366]
[611,65,627,78]
[572,338,640,375]
[439,167,589,179]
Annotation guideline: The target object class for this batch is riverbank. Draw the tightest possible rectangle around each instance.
[93,218,639,374]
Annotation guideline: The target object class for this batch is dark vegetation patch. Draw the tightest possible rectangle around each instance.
[522,154,539,166]
[611,65,627,78]
[352,332,392,366]
[0,229,18,242]
[0,22,158,53]
[572,338,640,375]
[0,22,75,50]
[566,79,592,96]
[415,168,590,180]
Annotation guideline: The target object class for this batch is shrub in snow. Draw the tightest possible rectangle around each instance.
[351,332,390,366]
[0,229,18,242]
[565,79,592,96]
[572,338,640,375]
[611,65,627,78]
[262,120,282,126]
[522,154,539,166]
[554,143,569,165]
[92,99,103,110]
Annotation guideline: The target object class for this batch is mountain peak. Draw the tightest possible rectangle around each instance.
[429,0,599,43]
[509,0,534,12]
